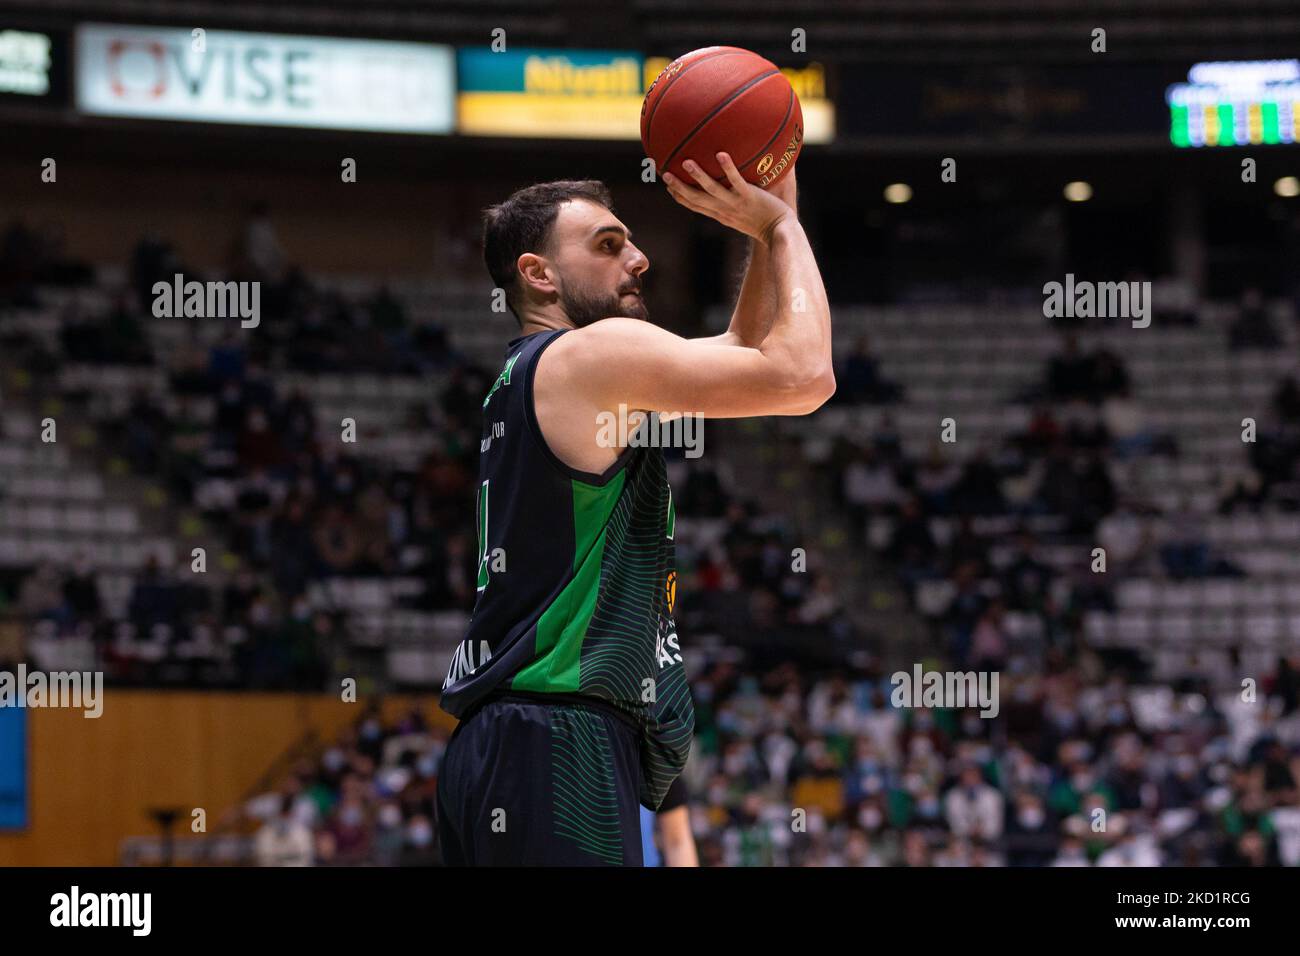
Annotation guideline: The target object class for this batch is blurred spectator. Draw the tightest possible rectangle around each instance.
[254,794,315,866]
[842,446,902,524]
[1228,288,1281,350]
[944,764,1004,840]
[835,334,902,404]
[1046,333,1094,401]
[19,563,66,622]
[237,201,287,283]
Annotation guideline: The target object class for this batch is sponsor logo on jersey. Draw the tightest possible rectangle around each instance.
[443,639,494,688]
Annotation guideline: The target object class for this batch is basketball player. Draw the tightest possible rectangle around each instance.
[436,153,832,865]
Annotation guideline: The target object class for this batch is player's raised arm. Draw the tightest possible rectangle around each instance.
[697,168,798,350]
[555,155,833,419]
[560,314,831,418]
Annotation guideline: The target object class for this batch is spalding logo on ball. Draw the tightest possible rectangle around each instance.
[641,46,803,190]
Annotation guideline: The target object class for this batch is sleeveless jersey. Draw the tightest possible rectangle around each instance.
[439,329,694,809]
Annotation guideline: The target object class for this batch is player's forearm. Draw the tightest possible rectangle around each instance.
[756,218,833,399]
[658,808,699,866]
[662,834,700,867]
[724,238,778,349]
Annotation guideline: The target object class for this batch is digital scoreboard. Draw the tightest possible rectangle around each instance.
[1167,60,1300,147]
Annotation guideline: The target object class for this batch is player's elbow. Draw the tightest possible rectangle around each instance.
[784,365,836,415]
[811,366,837,409]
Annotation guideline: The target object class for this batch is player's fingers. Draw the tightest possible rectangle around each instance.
[664,172,716,213]
[661,172,689,202]
[682,159,728,200]
[664,170,733,226]
[662,172,695,203]
[716,152,747,192]
[662,175,709,214]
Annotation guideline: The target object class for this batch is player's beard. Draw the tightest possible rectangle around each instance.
[558,276,648,327]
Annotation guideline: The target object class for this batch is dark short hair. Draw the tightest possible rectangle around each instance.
[482,180,614,324]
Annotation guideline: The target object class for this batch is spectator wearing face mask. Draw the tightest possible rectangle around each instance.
[355,709,386,763]
[372,801,406,866]
[1097,827,1162,867]
[404,814,438,865]
[254,794,315,866]
[944,764,1004,840]
[1004,791,1056,866]
[910,785,945,830]
[1050,835,1090,867]
[848,796,899,864]
[327,788,374,865]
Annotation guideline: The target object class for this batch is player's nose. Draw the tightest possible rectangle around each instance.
[627,243,649,275]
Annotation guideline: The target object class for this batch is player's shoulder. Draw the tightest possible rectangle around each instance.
[545,317,673,371]
[561,316,663,345]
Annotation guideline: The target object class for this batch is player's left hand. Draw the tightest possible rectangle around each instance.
[661,152,792,245]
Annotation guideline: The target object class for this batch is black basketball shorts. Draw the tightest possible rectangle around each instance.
[436,691,645,866]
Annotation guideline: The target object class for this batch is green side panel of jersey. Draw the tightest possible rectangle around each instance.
[510,471,627,694]
[575,468,662,701]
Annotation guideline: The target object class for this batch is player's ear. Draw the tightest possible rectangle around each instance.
[517,253,556,296]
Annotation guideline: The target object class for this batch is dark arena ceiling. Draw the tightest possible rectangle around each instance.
[2,0,1299,65]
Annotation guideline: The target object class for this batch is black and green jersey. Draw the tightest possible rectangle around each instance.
[439,329,694,809]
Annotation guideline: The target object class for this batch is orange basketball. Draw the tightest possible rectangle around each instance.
[641,46,803,190]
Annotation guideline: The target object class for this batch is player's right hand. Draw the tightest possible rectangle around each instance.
[662,152,793,245]
[768,164,797,213]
